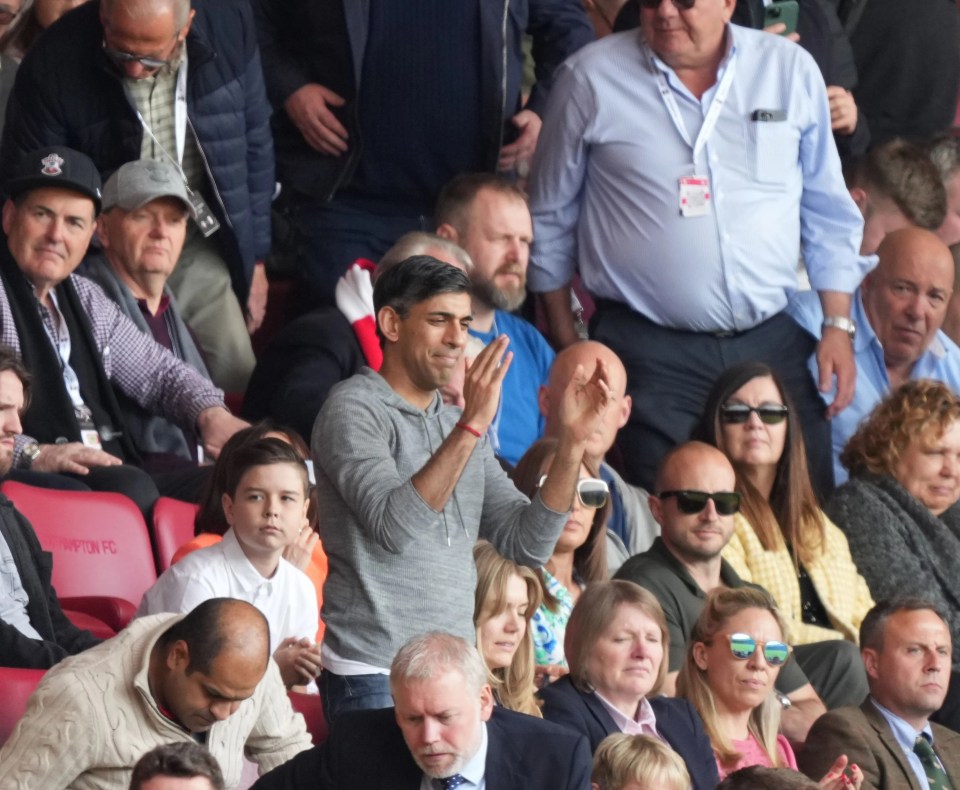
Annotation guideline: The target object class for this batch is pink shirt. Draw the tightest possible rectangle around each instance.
[716,733,797,779]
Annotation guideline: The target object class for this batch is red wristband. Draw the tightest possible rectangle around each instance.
[456,421,483,439]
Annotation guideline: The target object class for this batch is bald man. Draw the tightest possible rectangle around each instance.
[789,227,960,483]
[539,340,658,572]
[0,598,312,790]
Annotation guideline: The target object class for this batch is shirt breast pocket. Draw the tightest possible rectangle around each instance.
[751,116,796,187]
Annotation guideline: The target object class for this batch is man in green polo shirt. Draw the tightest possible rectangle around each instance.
[615,441,866,742]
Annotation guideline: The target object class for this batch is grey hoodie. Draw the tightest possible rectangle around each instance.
[313,367,567,668]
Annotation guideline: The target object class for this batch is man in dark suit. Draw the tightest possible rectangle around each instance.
[0,344,100,668]
[799,599,960,789]
[251,632,592,790]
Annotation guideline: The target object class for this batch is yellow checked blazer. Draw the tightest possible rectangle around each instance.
[722,511,874,645]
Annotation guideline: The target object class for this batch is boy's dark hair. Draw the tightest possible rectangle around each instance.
[223,437,309,499]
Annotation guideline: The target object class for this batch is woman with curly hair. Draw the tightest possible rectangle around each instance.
[511,437,609,677]
[827,378,960,666]
[472,540,543,717]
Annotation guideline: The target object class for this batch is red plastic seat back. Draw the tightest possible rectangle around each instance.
[1,482,157,610]
[152,497,200,572]
[288,690,328,745]
[0,667,44,746]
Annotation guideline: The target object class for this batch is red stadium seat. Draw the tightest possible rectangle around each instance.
[0,667,44,746]
[152,496,199,572]
[1,482,157,629]
[288,690,328,746]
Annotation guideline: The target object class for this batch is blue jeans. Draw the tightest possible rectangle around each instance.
[319,669,393,728]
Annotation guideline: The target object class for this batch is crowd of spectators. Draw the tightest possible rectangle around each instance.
[0,0,958,788]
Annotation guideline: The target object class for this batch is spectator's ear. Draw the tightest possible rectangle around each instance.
[617,394,632,429]
[96,214,111,250]
[435,223,459,244]
[862,647,880,682]
[179,8,196,40]
[537,384,550,418]
[378,305,402,343]
[1,199,15,236]
[849,186,868,216]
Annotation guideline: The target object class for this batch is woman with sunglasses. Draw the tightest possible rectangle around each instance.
[678,587,862,787]
[512,437,609,677]
[473,540,543,717]
[539,580,719,790]
[693,362,873,663]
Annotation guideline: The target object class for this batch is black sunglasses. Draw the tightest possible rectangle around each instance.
[719,404,789,425]
[658,489,741,516]
[639,0,696,9]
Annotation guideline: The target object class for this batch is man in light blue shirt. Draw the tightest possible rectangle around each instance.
[527,0,872,495]
[799,599,960,788]
[789,227,960,484]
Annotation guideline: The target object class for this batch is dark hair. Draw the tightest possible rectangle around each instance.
[129,742,225,790]
[848,138,947,230]
[156,598,269,676]
[222,437,308,499]
[0,344,31,411]
[372,254,471,332]
[195,421,311,536]
[692,361,825,567]
[716,766,819,790]
[510,437,609,610]
[859,597,950,652]
[434,172,527,233]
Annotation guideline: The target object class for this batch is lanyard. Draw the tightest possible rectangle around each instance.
[133,58,189,183]
[646,41,738,165]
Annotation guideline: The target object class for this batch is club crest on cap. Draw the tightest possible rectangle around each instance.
[40,153,64,176]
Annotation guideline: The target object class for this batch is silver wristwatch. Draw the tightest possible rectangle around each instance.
[21,441,41,469]
[822,315,856,340]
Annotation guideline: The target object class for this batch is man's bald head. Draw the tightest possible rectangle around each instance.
[655,441,733,493]
[539,341,631,465]
[863,227,955,376]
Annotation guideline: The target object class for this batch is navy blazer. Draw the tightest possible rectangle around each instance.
[539,675,719,790]
[251,704,592,790]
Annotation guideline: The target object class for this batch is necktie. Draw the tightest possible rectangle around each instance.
[915,734,953,789]
[433,775,467,790]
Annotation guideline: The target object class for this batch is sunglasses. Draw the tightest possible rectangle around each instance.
[102,34,183,71]
[538,475,609,509]
[658,489,741,516]
[639,0,697,9]
[723,633,792,666]
[719,404,789,425]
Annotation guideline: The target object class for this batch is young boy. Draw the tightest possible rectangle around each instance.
[139,438,321,687]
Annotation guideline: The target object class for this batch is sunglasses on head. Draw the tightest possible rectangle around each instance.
[723,633,792,666]
[719,403,789,425]
[639,0,697,9]
[538,475,609,509]
[658,489,741,516]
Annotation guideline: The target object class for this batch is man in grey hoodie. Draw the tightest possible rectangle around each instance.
[312,255,611,725]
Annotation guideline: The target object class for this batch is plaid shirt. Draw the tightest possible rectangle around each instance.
[0,272,224,464]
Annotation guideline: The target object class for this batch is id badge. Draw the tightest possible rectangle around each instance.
[185,186,221,237]
[78,422,103,450]
[679,175,711,217]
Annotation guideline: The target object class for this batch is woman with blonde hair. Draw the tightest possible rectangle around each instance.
[679,587,861,787]
[472,540,543,717]
[591,733,691,790]
[540,580,718,790]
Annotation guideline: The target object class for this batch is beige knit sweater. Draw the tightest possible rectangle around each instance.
[0,613,312,789]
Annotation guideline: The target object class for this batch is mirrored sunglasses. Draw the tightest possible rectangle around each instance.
[658,489,741,516]
[719,403,789,425]
[538,475,609,509]
[725,633,792,666]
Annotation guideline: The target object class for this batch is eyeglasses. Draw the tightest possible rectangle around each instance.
[719,404,789,425]
[639,0,697,10]
[722,633,792,666]
[658,489,741,515]
[102,35,182,72]
[538,475,609,509]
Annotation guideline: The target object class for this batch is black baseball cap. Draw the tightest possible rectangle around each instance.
[5,147,103,213]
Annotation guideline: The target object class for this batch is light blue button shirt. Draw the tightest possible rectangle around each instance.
[788,288,960,484]
[871,697,940,790]
[528,24,870,332]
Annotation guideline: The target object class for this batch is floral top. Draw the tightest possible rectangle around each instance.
[532,568,577,667]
